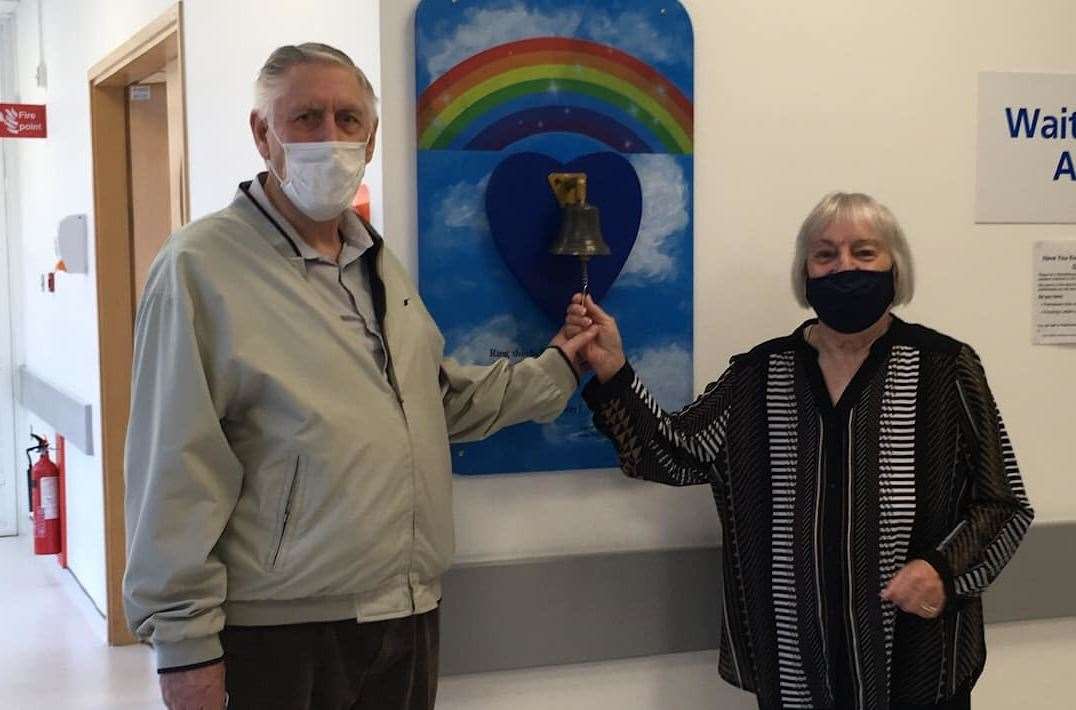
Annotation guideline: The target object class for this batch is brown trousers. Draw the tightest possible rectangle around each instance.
[221,607,439,710]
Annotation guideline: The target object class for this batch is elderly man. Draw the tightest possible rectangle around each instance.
[124,43,595,710]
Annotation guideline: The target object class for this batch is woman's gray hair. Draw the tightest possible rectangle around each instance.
[253,43,378,124]
[790,192,915,308]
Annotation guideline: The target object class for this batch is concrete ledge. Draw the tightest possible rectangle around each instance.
[440,522,1074,675]
[16,366,94,455]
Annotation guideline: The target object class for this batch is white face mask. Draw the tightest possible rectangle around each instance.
[267,125,368,222]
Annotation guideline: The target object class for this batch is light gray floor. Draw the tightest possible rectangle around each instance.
[0,535,160,709]
[2,534,1073,710]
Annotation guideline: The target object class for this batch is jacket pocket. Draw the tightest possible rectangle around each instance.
[268,455,303,571]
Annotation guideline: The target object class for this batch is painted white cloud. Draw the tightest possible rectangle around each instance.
[584,10,690,68]
[423,275,482,303]
[424,3,583,80]
[442,174,491,231]
[424,4,689,81]
[446,314,524,365]
[629,343,693,410]
[620,154,688,284]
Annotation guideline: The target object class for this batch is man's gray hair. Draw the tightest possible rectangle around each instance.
[791,192,915,308]
[253,42,378,124]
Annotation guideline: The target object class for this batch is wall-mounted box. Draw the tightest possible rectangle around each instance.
[55,214,88,273]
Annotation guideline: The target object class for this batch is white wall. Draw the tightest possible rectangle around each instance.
[380,0,1076,568]
[0,11,20,537]
[7,0,382,612]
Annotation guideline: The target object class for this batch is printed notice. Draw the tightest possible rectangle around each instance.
[1034,241,1076,344]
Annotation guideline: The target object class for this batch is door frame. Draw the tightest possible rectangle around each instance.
[88,2,189,646]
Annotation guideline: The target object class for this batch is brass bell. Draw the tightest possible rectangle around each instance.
[549,204,611,259]
[547,173,611,295]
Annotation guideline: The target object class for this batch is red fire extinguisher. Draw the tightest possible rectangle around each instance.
[27,434,61,555]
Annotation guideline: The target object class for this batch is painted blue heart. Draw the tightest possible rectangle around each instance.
[485,152,642,324]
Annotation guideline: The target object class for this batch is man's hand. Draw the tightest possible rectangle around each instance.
[881,560,946,619]
[562,294,625,382]
[159,662,227,710]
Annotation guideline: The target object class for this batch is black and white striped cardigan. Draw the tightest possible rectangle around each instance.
[583,318,1034,710]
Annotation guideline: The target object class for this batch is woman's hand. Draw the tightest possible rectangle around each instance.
[881,560,946,619]
[563,294,625,382]
[550,299,602,376]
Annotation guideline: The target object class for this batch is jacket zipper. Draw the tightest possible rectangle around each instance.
[271,457,301,569]
[367,242,418,612]
[813,416,834,704]
[950,610,962,696]
[383,361,417,612]
[941,444,968,701]
[720,448,754,690]
[844,409,865,710]
[721,574,743,687]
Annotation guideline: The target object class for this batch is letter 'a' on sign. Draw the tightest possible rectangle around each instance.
[0,103,47,139]
[1054,151,1076,182]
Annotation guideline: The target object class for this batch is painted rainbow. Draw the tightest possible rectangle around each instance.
[418,37,693,154]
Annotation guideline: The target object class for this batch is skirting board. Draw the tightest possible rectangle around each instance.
[439,522,1074,675]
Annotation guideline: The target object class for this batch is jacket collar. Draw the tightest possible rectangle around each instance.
[233,177,385,269]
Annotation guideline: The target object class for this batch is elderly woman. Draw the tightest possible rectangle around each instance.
[569,193,1034,710]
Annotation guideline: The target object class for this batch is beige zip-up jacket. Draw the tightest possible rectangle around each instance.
[123,183,577,670]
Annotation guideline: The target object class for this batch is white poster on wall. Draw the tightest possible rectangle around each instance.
[976,72,1076,223]
[1033,241,1076,345]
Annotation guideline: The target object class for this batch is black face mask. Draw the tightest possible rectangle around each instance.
[805,269,894,334]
